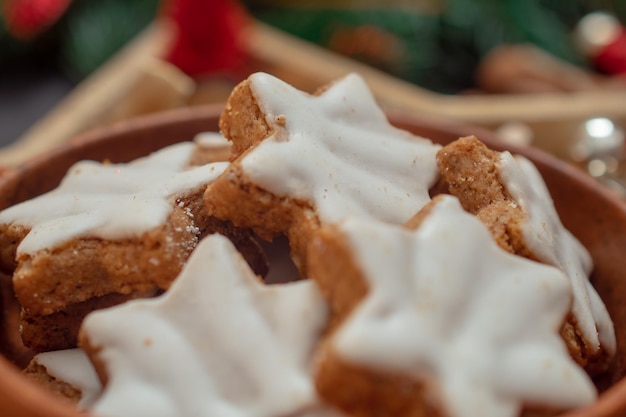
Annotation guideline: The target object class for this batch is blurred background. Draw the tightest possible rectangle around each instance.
[1,0,626,188]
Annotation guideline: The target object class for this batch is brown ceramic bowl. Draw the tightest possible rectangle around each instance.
[1,105,626,417]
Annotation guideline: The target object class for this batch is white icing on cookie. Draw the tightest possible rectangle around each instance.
[194,131,232,152]
[498,153,616,355]
[241,72,440,225]
[81,234,338,417]
[33,348,102,409]
[0,142,228,256]
[332,196,596,417]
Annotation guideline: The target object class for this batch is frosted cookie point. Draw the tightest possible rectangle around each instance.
[24,348,102,409]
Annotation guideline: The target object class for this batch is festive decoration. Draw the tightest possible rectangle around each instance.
[1,0,625,90]
[596,31,626,75]
[3,0,71,39]
[246,0,626,93]
[0,0,160,79]
[164,0,250,77]
[575,12,626,76]
[59,0,160,77]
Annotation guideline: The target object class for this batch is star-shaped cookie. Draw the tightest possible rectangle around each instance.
[205,72,441,272]
[436,136,615,371]
[499,151,616,359]
[1,142,228,258]
[310,195,596,417]
[80,234,339,417]
[0,140,268,351]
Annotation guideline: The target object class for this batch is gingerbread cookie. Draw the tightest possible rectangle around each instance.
[205,72,441,273]
[0,140,267,351]
[436,136,616,373]
[309,195,596,417]
[79,234,342,417]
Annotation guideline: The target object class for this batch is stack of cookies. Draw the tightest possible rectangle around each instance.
[0,72,616,417]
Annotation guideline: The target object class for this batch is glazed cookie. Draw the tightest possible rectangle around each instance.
[205,72,441,273]
[0,140,268,351]
[79,234,342,417]
[436,136,616,373]
[308,195,596,417]
[24,349,101,409]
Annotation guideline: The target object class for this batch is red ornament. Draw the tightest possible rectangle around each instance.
[575,12,626,76]
[164,0,250,78]
[594,27,626,76]
[2,0,72,40]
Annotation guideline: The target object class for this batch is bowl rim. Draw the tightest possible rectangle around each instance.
[0,105,626,417]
